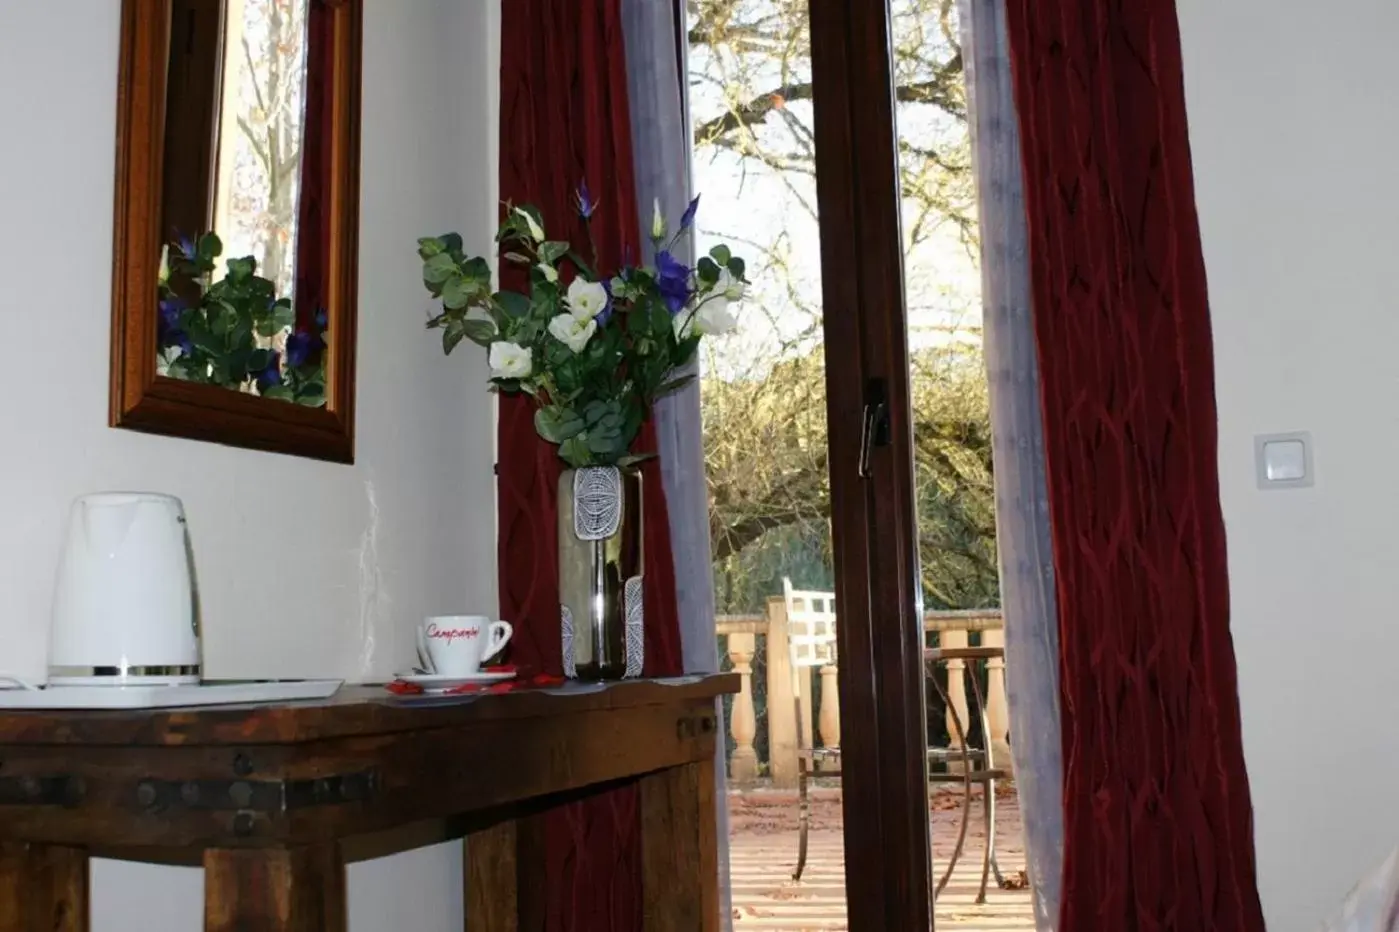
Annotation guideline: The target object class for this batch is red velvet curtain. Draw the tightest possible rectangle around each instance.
[498,1,684,928]
[1003,2,1266,929]
[293,0,334,328]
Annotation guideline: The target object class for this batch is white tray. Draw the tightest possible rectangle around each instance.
[0,679,342,710]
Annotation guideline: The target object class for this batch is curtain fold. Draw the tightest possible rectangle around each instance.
[498,0,686,927]
[619,1,732,926]
[959,1,1063,927]
[1002,1,1266,929]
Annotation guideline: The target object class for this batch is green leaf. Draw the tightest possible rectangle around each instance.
[587,428,622,455]
[462,256,492,285]
[504,252,532,265]
[273,303,295,331]
[540,241,570,264]
[440,232,465,254]
[534,406,586,444]
[197,232,223,261]
[443,321,469,355]
[559,436,592,469]
[495,291,529,318]
[247,349,273,373]
[441,276,476,310]
[617,453,657,469]
[296,384,327,408]
[461,317,497,346]
[708,244,732,265]
[727,256,746,280]
[696,256,720,286]
[254,302,294,337]
[517,205,546,237]
[417,236,447,259]
[423,253,457,285]
[225,256,256,280]
[261,383,293,402]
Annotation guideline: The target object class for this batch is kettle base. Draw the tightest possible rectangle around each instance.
[48,664,200,687]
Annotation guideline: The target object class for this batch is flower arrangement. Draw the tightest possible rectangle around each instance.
[417,188,746,468]
[157,232,328,406]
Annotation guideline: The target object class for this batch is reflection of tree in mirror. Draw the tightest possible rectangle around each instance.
[212,0,310,298]
[690,1,998,612]
[157,233,327,407]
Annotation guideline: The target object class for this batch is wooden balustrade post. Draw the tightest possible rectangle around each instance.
[727,633,759,783]
[941,629,970,773]
[764,596,799,788]
[818,664,840,772]
[982,627,1012,774]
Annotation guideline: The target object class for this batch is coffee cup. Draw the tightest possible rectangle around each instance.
[417,616,513,676]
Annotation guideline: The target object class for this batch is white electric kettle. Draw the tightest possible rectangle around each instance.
[50,492,200,686]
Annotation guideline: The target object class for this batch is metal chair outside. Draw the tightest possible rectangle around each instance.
[783,579,1010,904]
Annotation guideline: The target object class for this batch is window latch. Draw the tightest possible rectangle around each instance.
[858,378,890,479]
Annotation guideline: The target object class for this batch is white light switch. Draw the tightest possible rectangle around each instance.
[1255,432,1313,490]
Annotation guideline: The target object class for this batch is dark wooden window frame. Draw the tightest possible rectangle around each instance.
[809,0,937,928]
[109,0,363,463]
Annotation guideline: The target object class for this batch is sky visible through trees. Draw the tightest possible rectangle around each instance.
[689,0,1000,613]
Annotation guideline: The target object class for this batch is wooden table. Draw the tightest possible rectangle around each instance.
[0,675,736,931]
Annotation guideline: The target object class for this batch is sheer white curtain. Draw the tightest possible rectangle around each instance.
[961,0,1064,927]
[620,2,733,927]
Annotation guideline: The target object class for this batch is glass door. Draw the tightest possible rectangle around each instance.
[692,1,1024,929]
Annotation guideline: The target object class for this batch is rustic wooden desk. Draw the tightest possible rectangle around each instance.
[0,675,736,931]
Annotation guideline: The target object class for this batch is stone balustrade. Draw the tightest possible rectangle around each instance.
[717,603,1009,787]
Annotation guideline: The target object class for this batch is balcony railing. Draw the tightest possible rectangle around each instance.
[717,597,1009,787]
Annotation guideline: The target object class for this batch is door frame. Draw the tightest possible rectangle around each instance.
[808,0,935,928]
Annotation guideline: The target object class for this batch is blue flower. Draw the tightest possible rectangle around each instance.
[597,279,614,327]
[654,250,691,314]
[157,296,191,354]
[285,329,324,368]
[255,351,283,391]
[680,194,701,231]
[157,296,183,334]
[575,180,597,220]
[174,231,197,261]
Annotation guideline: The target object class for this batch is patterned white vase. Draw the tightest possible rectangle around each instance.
[558,466,645,680]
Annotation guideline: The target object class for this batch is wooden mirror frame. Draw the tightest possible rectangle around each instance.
[109,0,362,463]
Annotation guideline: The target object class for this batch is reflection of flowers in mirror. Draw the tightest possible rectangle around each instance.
[156,232,328,406]
[416,190,749,468]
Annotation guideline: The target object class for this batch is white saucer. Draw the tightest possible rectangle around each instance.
[395,671,516,692]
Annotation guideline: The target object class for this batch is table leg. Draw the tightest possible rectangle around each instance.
[464,812,546,932]
[0,842,88,932]
[204,845,345,932]
[639,758,719,932]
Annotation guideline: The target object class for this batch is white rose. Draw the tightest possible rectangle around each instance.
[565,278,609,319]
[488,341,533,379]
[537,262,559,284]
[514,206,545,242]
[694,297,738,336]
[715,267,746,302]
[547,313,597,354]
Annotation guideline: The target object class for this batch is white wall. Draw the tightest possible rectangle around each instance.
[0,0,500,928]
[1178,1,1399,928]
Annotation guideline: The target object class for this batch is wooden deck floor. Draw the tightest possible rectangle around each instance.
[727,786,1034,931]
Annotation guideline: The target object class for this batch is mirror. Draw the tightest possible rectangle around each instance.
[110,0,361,461]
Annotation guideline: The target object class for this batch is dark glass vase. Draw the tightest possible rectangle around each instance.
[557,466,644,680]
